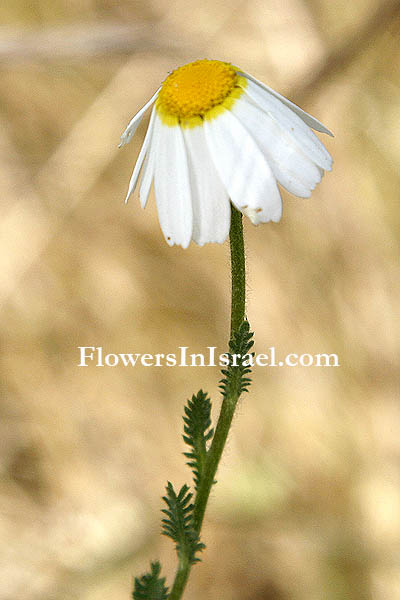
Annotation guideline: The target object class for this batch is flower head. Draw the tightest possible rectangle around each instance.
[120,59,333,248]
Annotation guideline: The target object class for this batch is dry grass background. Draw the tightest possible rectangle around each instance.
[1,1,400,599]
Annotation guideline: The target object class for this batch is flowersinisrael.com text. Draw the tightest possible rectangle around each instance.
[78,346,340,368]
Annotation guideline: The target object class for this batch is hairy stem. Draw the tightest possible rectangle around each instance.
[167,558,190,600]
[168,206,246,599]
[193,207,245,532]
[229,206,246,335]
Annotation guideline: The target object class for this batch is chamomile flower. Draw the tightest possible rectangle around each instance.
[120,59,333,248]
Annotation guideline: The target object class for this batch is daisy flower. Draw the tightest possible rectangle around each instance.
[120,59,333,248]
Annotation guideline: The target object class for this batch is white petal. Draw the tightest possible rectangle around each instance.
[139,109,158,209]
[241,72,333,137]
[119,88,160,147]
[124,106,156,204]
[232,96,322,198]
[239,77,333,171]
[182,126,231,245]
[139,152,153,210]
[204,110,282,224]
[153,116,193,248]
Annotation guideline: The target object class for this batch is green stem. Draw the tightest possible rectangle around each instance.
[193,207,245,532]
[168,206,246,599]
[192,390,240,532]
[168,558,190,600]
[229,206,246,335]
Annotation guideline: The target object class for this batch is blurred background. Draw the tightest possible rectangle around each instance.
[1,1,399,599]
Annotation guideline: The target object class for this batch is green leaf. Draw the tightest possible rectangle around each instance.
[183,390,214,489]
[161,482,205,564]
[219,319,254,400]
[132,561,168,600]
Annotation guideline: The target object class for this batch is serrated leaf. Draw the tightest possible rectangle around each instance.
[132,561,168,600]
[161,482,205,564]
[182,390,214,489]
[219,320,254,400]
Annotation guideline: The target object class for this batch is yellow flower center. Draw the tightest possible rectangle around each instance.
[156,59,245,127]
